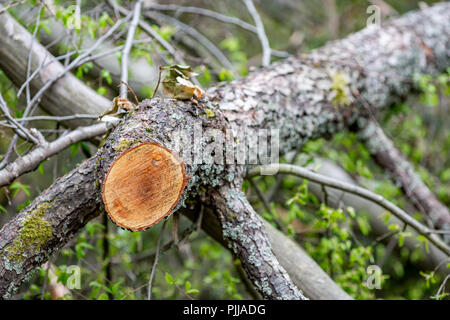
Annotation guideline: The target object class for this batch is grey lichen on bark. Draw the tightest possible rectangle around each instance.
[211,183,307,299]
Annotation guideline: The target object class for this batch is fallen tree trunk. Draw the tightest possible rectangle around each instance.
[0,3,449,299]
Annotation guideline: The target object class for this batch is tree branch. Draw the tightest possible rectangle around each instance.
[358,119,450,242]
[247,164,450,256]
[0,11,110,127]
[307,158,449,275]
[120,0,143,99]
[210,183,306,299]
[242,0,271,66]
[0,122,114,188]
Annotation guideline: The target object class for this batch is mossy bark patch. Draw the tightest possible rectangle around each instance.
[5,202,53,262]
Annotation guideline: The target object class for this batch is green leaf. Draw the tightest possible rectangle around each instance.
[101,69,112,85]
[165,272,175,284]
[388,224,400,231]
[0,205,7,214]
[356,216,371,235]
[186,289,199,294]
[75,242,94,259]
[218,69,234,82]
[97,86,108,96]
[220,37,240,52]
[99,13,114,28]
[347,206,356,219]
[416,235,430,252]
[38,163,45,174]
[9,182,31,197]
[97,293,109,300]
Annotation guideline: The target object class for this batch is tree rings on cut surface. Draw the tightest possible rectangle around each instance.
[102,142,187,231]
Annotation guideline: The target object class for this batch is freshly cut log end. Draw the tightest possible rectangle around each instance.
[102,142,187,231]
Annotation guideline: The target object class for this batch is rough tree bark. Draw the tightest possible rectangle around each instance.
[0,3,449,299]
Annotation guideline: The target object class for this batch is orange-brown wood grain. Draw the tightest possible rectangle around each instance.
[102,142,187,231]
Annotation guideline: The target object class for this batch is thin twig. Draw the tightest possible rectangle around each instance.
[0,93,40,144]
[107,0,186,65]
[267,151,299,201]
[146,3,257,33]
[0,13,131,170]
[120,0,143,99]
[25,1,45,105]
[23,13,131,119]
[147,220,167,300]
[247,163,450,256]
[145,11,235,74]
[102,211,113,299]
[435,274,450,300]
[146,3,289,60]
[248,178,287,233]
[17,50,78,98]
[242,0,271,66]
[0,122,114,187]
[0,0,27,15]
[11,114,99,122]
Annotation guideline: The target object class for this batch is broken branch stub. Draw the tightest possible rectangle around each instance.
[102,142,187,231]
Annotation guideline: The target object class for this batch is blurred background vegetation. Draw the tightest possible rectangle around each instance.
[0,0,448,300]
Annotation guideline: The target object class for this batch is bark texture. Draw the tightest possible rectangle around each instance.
[0,158,99,298]
[210,183,306,299]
